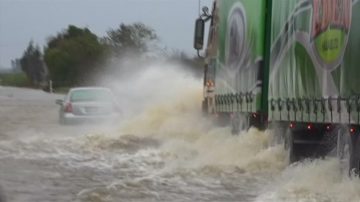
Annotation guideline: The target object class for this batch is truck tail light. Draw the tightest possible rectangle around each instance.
[350,127,356,134]
[289,122,295,128]
[326,124,332,131]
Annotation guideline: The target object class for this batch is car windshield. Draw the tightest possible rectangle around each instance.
[70,89,113,102]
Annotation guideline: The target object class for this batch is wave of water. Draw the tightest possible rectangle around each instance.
[1,62,359,201]
[256,158,360,202]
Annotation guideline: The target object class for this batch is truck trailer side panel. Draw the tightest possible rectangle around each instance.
[269,0,360,124]
[214,0,267,114]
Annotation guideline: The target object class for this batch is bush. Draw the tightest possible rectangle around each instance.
[0,73,31,87]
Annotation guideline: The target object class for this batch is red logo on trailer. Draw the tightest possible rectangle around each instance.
[311,0,351,39]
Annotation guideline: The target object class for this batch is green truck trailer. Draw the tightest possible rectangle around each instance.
[194,0,360,175]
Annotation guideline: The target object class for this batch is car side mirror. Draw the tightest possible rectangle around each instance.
[56,99,64,105]
[194,18,205,50]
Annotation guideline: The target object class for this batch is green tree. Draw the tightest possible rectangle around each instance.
[20,41,47,86]
[44,25,107,87]
[104,23,158,56]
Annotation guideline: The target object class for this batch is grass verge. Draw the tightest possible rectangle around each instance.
[0,73,31,87]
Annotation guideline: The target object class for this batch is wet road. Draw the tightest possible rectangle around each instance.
[0,86,359,202]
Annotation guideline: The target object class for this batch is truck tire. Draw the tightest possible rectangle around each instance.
[284,128,297,163]
[268,122,286,145]
[336,127,350,162]
[336,128,360,176]
[231,113,249,135]
[319,127,337,156]
[215,112,230,127]
[349,133,360,176]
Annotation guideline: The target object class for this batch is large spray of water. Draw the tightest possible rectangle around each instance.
[88,58,287,172]
[1,57,358,201]
[90,58,360,202]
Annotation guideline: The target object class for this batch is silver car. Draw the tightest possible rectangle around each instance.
[56,87,120,124]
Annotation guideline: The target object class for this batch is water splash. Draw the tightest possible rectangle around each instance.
[2,62,359,202]
[256,158,360,202]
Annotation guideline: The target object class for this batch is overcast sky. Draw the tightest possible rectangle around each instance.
[0,0,212,69]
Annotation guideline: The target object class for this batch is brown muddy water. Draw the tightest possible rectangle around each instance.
[0,67,359,202]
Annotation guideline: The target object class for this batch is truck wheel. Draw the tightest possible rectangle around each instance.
[231,113,240,135]
[336,128,360,176]
[231,113,249,135]
[268,122,286,145]
[336,128,350,163]
[349,134,360,176]
[215,112,230,127]
[319,127,338,156]
[284,128,297,163]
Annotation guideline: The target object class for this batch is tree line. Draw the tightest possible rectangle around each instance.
[17,23,202,90]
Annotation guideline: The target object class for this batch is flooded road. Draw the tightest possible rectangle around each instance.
[0,67,359,202]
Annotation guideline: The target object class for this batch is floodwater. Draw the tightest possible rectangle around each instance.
[0,65,359,202]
